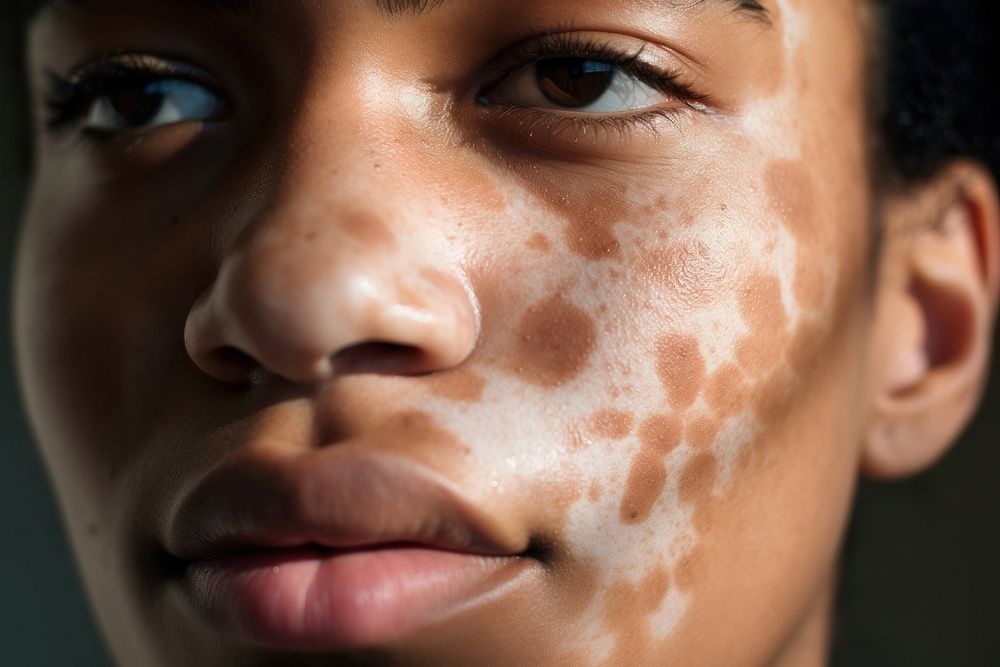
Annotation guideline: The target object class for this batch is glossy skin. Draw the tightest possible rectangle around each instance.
[14,1,999,665]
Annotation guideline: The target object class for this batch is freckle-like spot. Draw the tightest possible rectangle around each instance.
[640,414,682,457]
[656,334,706,409]
[680,451,720,534]
[551,184,628,261]
[765,160,816,241]
[526,233,552,252]
[620,415,681,524]
[735,273,788,375]
[684,415,720,449]
[587,409,634,440]
[509,295,597,388]
[705,364,750,414]
[588,480,603,502]
[427,368,486,402]
[679,452,717,504]
[341,213,399,251]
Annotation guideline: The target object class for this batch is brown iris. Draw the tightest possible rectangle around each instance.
[535,58,614,108]
[106,82,166,127]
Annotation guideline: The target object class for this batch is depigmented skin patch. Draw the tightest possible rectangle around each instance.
[601,563,672,666]
[620,415,681,524]
[639,241,729,309]
[508,294,598,388]
[656,334,707,409]
[587,409,634,440]
[18,0,875,663]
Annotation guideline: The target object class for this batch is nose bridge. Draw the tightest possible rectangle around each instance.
[184,101,479,384]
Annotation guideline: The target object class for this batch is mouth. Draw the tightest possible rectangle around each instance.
[165,447,536,650]
[184,542,530,650]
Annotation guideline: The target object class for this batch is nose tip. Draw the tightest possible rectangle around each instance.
[184,241,479,385]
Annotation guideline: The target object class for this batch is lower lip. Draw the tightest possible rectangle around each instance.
[181,546,527,650]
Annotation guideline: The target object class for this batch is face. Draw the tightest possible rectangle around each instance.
[16,0,874,664]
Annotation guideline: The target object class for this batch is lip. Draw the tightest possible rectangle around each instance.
[165,447,532,649]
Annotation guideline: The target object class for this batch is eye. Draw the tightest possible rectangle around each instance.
[481,57,670,114]
[83,78,224,132]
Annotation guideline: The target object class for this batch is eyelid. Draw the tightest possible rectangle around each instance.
[43,52,227,131]
[476,31,710,110]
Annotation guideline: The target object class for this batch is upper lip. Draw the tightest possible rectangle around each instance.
[164,446,526,563]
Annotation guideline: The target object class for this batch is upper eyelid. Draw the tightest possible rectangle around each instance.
[42,54,227,130]
[477,34,710,111]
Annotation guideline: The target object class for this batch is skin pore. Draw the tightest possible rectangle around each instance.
[13,0,1000,666]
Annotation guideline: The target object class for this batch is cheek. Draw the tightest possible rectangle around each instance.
[14,193,218,492]
[452,145,858,657]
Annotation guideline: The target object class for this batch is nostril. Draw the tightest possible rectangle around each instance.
[331,341,432,376]
[208,346,262,382]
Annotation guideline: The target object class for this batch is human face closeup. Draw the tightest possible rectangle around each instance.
[16,0,877,665]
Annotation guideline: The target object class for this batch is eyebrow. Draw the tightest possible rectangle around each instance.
[36,0,770,21]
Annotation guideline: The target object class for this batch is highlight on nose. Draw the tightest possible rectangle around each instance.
[184,241,479,385]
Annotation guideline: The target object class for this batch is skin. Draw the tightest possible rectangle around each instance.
[14,0,1000,665]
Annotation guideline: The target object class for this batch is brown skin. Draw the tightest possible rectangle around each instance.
[14,0,1000,665]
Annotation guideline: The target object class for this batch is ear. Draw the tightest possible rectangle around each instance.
[864,161,1000,480]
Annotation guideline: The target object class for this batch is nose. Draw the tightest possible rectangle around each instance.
[184,203,479,385]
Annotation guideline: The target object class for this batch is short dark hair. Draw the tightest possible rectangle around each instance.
[874,0,1000,184]
[5,1,1000,189]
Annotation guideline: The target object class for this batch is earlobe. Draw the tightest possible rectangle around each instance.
[864,162,1000,480]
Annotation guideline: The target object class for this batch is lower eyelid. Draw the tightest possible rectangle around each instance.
[478,104,690,157]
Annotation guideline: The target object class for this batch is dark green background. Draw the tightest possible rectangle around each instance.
[1,19,997,667]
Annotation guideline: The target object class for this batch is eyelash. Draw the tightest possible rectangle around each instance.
[42,34,707,143]
[43,54,219,134]
[477,32,708,121]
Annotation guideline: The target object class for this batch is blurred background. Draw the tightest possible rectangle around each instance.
[1,10,998,667]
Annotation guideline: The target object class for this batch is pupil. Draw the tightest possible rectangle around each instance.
[109,82,165,127]
[535,58,614,108]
